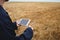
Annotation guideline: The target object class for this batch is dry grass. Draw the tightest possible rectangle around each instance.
[4,2,60,40]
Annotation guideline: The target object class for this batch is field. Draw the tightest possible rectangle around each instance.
[4,2,60,40]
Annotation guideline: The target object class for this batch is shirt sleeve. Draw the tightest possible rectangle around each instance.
[6,12,18,30]
[16,27,33,40]
[13,22,18,30]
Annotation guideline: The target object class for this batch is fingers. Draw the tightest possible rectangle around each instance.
[27,25,33,30]
[16,20,21,27]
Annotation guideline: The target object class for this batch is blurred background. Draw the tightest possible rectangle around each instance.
[9,0,60,2]
[4,0,60,40]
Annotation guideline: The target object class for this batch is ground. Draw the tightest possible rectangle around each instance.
[4,2,60,40]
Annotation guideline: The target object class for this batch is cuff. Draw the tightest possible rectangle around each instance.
[13,22,18,30]
[23,27,33,40]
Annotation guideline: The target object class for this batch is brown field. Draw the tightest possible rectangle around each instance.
[4,2,60,40]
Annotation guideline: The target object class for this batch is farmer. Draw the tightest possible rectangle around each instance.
[0,0,33,40]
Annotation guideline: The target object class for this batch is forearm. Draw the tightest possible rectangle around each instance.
[23,27,33,40]
[16,27,33,40]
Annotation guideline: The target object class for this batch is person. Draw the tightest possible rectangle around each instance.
[0,0,33,40]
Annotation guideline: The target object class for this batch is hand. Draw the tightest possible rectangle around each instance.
[27,25,33,30]
[16,20,21,27]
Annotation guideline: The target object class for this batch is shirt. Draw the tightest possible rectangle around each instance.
[0,5,33,40]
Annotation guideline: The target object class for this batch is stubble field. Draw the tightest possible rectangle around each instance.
[4,2,60,40]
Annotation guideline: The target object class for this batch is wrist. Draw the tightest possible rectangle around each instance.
[16,21,20,27]
[27,26,33,30]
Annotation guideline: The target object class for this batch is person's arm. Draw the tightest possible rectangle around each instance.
[12,20,22,30]
[21,27,33,40]
[16,27,33,40]
[12,22,18,30]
